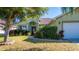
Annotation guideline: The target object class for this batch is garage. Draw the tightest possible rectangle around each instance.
[63,22,79,40]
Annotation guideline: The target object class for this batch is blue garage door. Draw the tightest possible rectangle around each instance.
[63,23,79,40]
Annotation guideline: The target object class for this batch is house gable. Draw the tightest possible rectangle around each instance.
[56,8,79,22]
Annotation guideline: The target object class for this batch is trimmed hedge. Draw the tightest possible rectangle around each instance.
[0,30,29,37]
[34,26,61,39]
[9,29,29,36]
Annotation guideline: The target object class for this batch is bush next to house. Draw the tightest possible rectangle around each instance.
[34,26,61,39]
[9,29,29,36]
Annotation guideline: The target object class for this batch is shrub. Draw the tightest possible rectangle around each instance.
[34,26,61,39]
[9,29,29,36]
[0,34,4,37]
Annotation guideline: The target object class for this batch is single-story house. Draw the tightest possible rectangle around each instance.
[17,18,54,31]
[50,7,79,40]
[0,19,18,34]
[0,20,5,34]
[0,18,53,34]
[17,19,39,31]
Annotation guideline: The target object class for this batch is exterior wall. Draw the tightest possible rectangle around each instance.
[0,24,5,34]
[17,19,39,31]
[27,19,39,31]
[48,19,58,26]
[50,21,58,26]
[56,10,79,33]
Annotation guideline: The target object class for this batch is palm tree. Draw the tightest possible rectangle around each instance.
[0,7,48,42]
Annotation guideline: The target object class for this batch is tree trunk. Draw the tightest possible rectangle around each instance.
[3,11,13,42]
[4,27,10,42]
[4,17,11,42]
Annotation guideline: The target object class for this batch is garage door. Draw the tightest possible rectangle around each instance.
[63,22,79,40]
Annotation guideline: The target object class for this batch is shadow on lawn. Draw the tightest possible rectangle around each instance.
[4,47,44,51]
[24,48,44,51]
[24,38,36,43]
[23,38,71,43]
[23,36,79,43]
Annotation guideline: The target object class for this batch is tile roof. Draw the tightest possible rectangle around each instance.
[39,18,53,25]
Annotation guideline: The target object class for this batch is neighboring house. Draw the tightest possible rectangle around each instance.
[0,19,18,34]
[17,19,39,31]
[50,8,79,40]
[0,18,55,34]
[17,18,55,31]
[10,25,18,30]
[0,20,5,34]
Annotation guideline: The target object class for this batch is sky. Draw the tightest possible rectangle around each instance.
[41,7,62,18]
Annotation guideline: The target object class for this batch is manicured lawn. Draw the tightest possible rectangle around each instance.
[0,36,79,51]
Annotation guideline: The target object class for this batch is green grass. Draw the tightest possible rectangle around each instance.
[0,36,79,51]
[0,37,4,42]
[0,36,27,42]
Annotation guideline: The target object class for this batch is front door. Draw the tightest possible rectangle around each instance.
[31,26,36,35]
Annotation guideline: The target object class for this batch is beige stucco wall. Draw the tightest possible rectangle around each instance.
[56,11,79,33]
[49,21,57,26]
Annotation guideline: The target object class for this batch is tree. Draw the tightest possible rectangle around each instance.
[61,7,74,14]
[29,21,36,26]
[0,7,48,42]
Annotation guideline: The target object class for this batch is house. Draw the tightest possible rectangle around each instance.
[17,18,54,31]
[17,19,39,31]
[0,18,52,34]
[0,17,55,35]
[0,20,5,34]
[10,25,18,30]
[50,8,79,40]
[0,19,18,34]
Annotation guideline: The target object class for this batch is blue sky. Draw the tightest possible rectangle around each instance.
[41,7,62,18]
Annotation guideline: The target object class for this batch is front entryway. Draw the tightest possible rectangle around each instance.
[31,26,36,35]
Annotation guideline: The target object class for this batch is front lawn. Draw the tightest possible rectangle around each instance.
[0,36,79,51]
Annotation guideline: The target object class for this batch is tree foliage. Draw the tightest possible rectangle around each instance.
[0,7,48,21]
[29,21,37,26]
[0,7,48,42]
[61,7,74,14]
